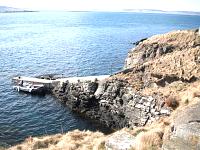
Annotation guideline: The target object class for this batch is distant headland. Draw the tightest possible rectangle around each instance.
[0,6,37,13]
[1,6,200,16]
[122,9,200,16]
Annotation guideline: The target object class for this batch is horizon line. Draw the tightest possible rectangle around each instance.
[1,5,200,13]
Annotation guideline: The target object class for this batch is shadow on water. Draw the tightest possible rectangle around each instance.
[64,107,114,135]
[48,96,114,135]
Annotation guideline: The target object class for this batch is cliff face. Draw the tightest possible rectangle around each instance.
[53,79,171,129]
[115,29,200,149]
[125,29,200,69]
[119,29,200,96]
[9,29,200,150]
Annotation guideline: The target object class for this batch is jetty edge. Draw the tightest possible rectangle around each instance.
[9,29,200,150]
[12,75,110,94]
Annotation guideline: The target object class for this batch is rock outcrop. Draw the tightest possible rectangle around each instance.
[163,101,200,149]
[125,29,200,69]
[53,79,171,129]
[115,29,200,98]
[105,130,135,150]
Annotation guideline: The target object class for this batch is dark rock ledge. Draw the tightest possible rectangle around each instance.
[52,78,171,129]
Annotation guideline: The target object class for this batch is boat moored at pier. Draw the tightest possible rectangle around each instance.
[13,84,46,94]
[12,76,60,95]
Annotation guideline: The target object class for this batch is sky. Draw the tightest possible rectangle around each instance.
[0,0,200,12]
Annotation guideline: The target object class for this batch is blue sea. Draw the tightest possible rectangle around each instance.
[0,11,200,147]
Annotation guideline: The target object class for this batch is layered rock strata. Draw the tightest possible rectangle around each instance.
[53,79,171,129]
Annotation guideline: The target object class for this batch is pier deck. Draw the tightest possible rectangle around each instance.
[57,75,110,83]
[12,76,58,84]
[13,75,110,89]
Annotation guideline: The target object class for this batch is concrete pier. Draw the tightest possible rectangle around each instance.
[56,75,110,83]
[13,75,110,89]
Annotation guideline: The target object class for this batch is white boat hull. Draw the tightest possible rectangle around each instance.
[13,85,46,95]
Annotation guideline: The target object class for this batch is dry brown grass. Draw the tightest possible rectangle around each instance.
[9,117,174,150]
[134,129,163,150]
[8,130,106,150]
[176,80,200,108]
[127,117,171,150]
[59,130,106,150]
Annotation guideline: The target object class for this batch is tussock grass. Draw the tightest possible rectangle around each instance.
[192,91,200,98]
[8,130,105,150]
[165,96,179,109]
[134,129,163,150]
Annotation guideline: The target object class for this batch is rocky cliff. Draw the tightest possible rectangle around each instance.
[123,29,200,91]
[9,29,200,150]
[52,78,171,129]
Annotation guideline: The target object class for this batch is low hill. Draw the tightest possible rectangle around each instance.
[123,9,200,16]
[0,6,35,13]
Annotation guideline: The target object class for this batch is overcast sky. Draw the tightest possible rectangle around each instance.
[0,0,200,12]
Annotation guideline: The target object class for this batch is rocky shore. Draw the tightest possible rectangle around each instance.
[9,29,200,150]
[53,78,171,129]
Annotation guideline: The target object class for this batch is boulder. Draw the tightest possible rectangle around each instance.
[105,131,135,150]
[162,102,200,149]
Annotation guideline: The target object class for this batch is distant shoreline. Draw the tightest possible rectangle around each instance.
[0,5,200,16]
[0,6,38,13]
[0,11,38,13]
[43,9,200,16]
[0,9,200,16]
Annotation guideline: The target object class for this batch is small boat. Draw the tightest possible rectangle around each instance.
[13,84,46,95]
